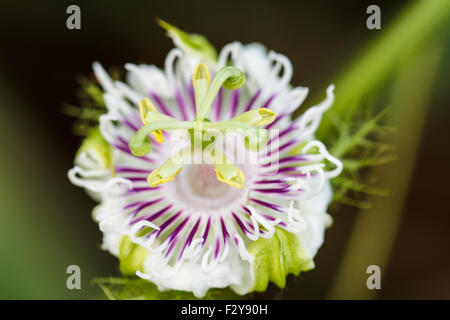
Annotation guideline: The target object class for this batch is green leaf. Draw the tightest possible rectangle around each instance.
[157,18,218,63]
[94,277,242,300]
[248,227,314,292]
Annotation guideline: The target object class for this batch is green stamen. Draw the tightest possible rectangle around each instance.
[129,63,277,188]
[139,98,176,143]
[147,147,191,186]
[229,108,277,126]
[209,149,245,189]
[192,63,210,116]
[244,128,270,152]
[129,120,194,157]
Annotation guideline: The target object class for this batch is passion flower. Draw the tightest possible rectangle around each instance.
[68,21,342,298]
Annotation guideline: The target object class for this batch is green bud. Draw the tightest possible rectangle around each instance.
[157,19,218,63]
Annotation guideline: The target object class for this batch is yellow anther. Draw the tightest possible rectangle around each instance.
[193,63,211,116]
[192,63,211,85]
[147,168,182,187]
[215,167,245,189]
[138,98,164,143]
[254,108,277,126]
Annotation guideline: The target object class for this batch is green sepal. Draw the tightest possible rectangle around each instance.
[157,19,218,63]
[248,227,314,292]
[75,127,113,170]
[118,236,149,276]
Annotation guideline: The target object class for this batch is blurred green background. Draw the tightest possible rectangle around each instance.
[0,0,448,299]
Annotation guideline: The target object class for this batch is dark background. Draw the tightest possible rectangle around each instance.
[0,0,448,299]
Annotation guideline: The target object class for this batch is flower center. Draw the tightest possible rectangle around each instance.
[166,163,257,213]
[189,164,231,198]
[128,63,277,190]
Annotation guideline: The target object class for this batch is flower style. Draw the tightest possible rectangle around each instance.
[68,22,342,298]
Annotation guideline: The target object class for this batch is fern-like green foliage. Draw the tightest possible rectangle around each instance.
[63,69,121,136]
[322,103,397,208]
[311,0,450,208]
[93,277,242,300]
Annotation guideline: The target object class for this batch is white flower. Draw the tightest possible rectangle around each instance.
[68,35,342,298]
